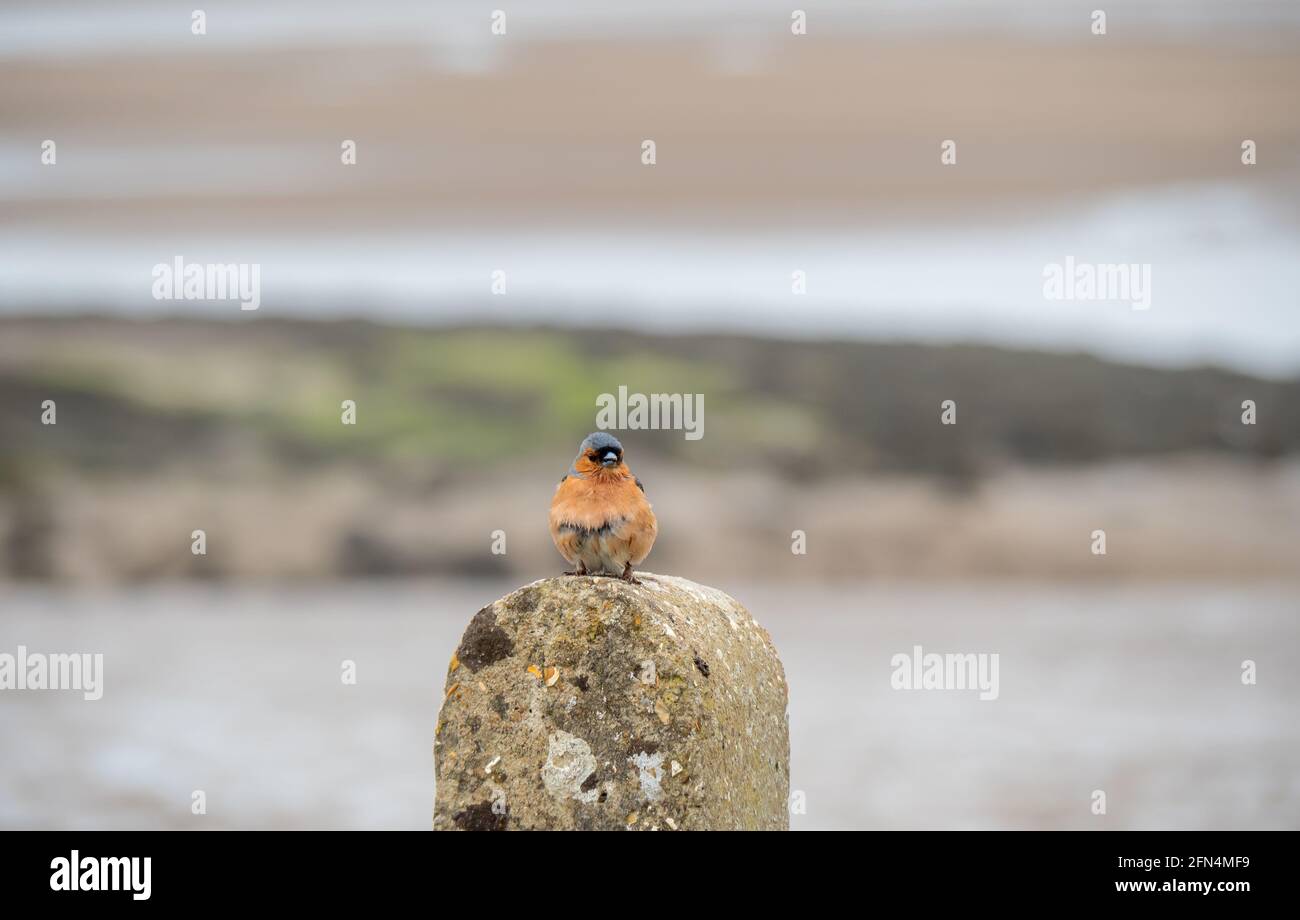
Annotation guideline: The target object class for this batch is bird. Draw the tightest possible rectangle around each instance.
[549,432,657,583]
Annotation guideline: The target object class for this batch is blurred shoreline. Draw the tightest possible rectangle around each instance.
[3,317,1297,585]
[6,31,1299,375]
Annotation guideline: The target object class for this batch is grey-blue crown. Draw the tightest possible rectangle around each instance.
[580,431,623,453]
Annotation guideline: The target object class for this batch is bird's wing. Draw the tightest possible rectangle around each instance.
[550,526,582,563]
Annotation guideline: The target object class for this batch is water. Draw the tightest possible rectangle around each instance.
[3,181,1299,376]
[3,0,1298,61]
[2,580,1296,829]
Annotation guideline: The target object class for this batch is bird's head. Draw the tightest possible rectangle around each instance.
[574,431,627,474]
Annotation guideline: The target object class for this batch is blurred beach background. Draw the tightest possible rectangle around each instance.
[1,0,1298,829]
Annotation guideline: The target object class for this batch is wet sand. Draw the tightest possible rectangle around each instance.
[1,580,1296,829]
[5,38,1300,230]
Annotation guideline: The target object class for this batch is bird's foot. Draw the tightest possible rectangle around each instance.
[563,563,589,577]
[620,563,642,585]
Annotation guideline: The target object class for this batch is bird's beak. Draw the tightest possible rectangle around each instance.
[601,451,620,467]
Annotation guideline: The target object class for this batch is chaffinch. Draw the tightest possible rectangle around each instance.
[549,432,657,583]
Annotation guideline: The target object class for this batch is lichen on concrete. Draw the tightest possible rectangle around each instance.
[433,573,790,830]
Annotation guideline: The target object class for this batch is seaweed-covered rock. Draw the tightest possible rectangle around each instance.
[433,574,789,830]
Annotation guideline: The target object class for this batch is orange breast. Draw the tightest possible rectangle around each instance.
[549,473,656,564]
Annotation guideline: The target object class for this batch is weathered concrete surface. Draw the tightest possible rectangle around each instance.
[433,574,789,830]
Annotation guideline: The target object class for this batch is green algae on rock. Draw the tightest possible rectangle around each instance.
[433,574,790,830]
